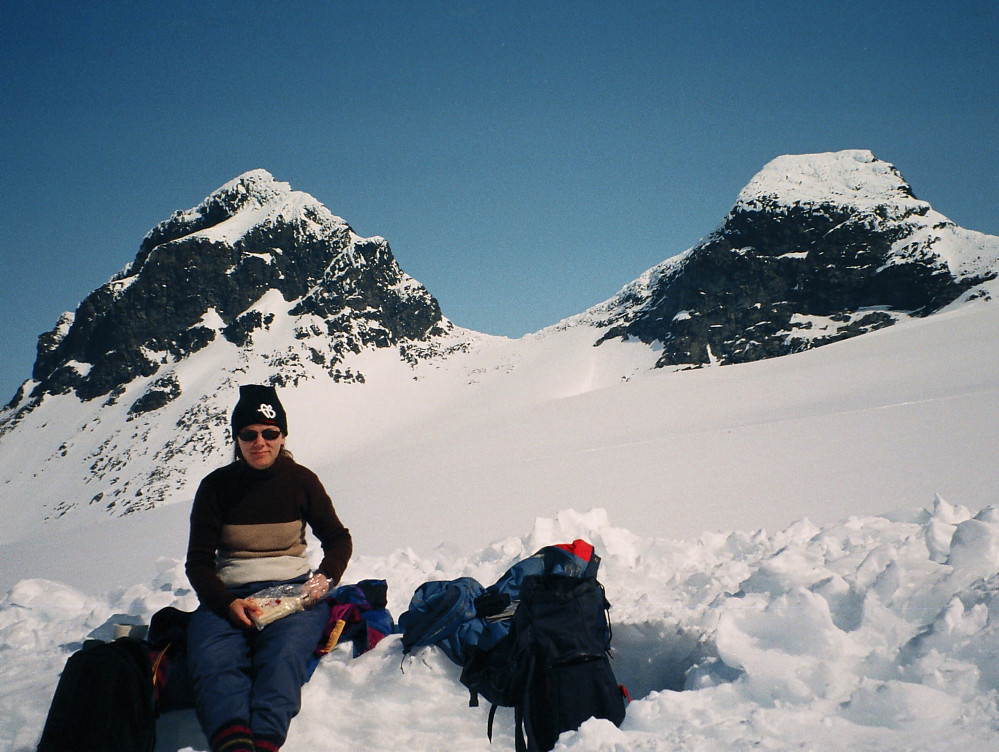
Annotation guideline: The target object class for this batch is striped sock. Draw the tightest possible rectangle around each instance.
[210,720,255,752]
[253,736,282,752]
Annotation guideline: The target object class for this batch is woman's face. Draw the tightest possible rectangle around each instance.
[236,423,285,470]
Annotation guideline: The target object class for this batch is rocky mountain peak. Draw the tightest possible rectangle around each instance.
[12,171,449,416]
[135,169,347,264]
[583,150,998,368]
[0,151,995,523]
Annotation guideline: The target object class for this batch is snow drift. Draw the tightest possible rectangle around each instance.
[3,498,999,751]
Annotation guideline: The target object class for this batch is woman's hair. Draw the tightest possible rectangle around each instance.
[233,444,294,463]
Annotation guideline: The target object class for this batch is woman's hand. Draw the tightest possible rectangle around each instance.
[228,597,262,628]
[301,572,330,605]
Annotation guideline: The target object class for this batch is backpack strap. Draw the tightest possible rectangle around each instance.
[487,703,499,743]
[514,650,538,752]
[514,702,528,752]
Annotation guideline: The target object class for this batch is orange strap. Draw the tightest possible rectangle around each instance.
[150,643,171,691]
[317,619,347,655]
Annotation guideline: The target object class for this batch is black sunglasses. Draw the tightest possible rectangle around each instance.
[237,428,282,442]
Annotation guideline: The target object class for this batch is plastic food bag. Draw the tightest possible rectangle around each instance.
[247,584,308,630]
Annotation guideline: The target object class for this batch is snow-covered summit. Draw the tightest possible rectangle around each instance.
[204,167,293,207]
[8,169,448,408]
[140,169,349,254]
[561,149,998,369]
[736,149,925,215]
[0,171,453,516]
[2,152,996,530]
[732,150,999,281]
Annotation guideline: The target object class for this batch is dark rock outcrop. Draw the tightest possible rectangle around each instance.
[590,150,996,367]
[25,170,448,405]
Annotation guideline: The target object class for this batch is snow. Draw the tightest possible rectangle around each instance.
[737,150,928,215]
[898,221,999,280]
[62,360,92,377]
[193,191,344,246]
[139,169,350,250]
[196,308,226,331]
[2,294,998,749]
[4,501,999,751]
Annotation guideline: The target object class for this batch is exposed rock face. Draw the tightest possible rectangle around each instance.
[588,150,997,367]
[0,153,996,523]
[26,170,448,405]
[0,170,457,517]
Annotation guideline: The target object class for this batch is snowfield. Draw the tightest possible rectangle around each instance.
[1,291,997,750]
[3,500,999,751]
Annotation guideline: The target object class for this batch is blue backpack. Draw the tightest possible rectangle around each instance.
[398,540,599,665]
[399,541,626,751]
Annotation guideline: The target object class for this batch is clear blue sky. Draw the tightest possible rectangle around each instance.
[2,0,997,402]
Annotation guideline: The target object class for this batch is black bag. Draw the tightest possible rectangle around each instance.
[37,638,157,752]
[146,606,196,714]
[461,573,628,752]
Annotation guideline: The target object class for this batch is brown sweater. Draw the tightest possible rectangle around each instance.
[185,454,352,613]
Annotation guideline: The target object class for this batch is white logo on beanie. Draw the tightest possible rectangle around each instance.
[258,403,277,420]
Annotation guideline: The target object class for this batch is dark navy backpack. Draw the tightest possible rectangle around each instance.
[460,564,628,750]
[399,540,627,751]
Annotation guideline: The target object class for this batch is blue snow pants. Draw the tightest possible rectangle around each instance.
[187,579,331,748]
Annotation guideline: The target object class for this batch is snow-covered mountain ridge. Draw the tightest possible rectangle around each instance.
[565,151,998,368]
[1,151,998,751]
[18,169,448,410]
[0,150,996,538]
[0,168,464,522]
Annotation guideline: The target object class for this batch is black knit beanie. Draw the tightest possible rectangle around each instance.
[231,384,288,439]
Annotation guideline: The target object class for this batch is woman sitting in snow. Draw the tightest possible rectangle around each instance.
[185,384,352,752]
